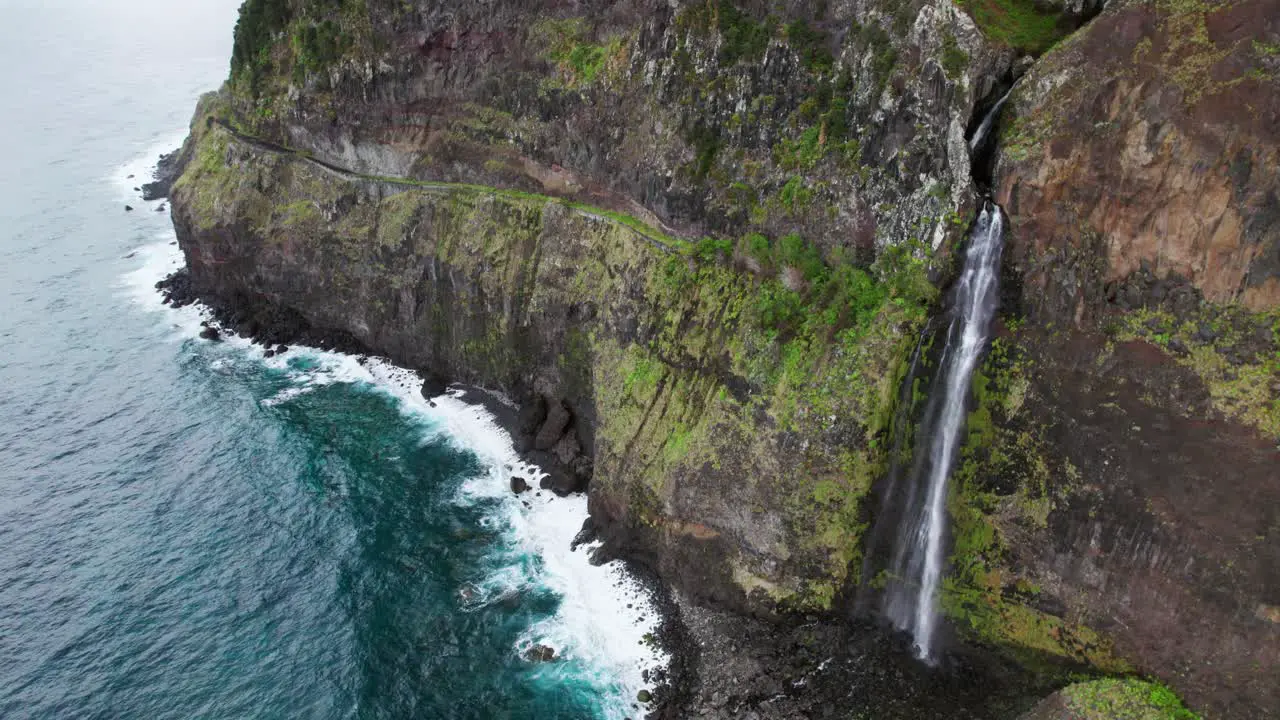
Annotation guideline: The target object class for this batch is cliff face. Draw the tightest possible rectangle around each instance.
[188,0,1038,615]
[972,0,1280,715]
[171,108,931,615]
[231,0,1022,258]
[170,0,1280,717]
[995,0,1280,316]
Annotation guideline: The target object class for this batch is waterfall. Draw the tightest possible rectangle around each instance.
[880,204,1005,661]
[968,90,1011,152]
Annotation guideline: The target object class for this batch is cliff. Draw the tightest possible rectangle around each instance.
[171,106,934,615]
[168,0,1279,717]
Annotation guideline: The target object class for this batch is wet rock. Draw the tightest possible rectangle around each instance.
[636,690,653,703]
[199,326,221,341]
[124,205,134,212]
[510,476,528,494]
[155,204,166,212]
[419,372,448,399]
[537,464,582,497]
[141,146,190,201]
[524,644,556,662]
[552,428,582,466]
[276,344,288,354]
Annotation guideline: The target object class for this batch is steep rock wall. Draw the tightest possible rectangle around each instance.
[229,0,1017,260]
[964,0,1280,715]
[995,0,1280,318]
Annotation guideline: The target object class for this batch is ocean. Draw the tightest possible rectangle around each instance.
[0,2,662,718]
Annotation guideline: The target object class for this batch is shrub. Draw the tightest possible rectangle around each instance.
[785,19,834,72]
[231,0,292,87]
[778,233,826,282]
[718,2,772,64]
[941,31,968,79]
[778,176,813,213]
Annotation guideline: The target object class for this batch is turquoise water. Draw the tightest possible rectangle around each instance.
[0,2,660,718]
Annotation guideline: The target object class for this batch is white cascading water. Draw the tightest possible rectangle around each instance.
[968,89,1012,152]
[883,204,1005,661]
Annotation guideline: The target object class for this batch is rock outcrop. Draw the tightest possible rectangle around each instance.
[995,0,1280,320]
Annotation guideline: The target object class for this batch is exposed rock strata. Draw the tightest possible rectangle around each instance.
[995,0,1280,318]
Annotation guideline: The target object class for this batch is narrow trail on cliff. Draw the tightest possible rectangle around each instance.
[209,119,684,255]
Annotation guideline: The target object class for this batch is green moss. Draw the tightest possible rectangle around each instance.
[172,128,241,230]
[999,109,1053,164]
[940,337,1131,673]
[1059,678,1200,720]
[777,175,813,214]
[1152,0,1239,104]
[956,0,1066,55]
[276,199,322,228]
[531,17,628,87]
[1113,306,1280,440]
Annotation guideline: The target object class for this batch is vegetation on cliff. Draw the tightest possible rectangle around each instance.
[1023,678,1201,720]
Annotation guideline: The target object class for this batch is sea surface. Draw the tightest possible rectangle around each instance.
[0,2,662,718]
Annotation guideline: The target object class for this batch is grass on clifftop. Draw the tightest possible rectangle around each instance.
[957,0,1068,55]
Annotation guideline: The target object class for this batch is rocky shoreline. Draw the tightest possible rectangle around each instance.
[154,265,697,716]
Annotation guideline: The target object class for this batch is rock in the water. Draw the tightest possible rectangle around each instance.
[537,465,582,497]
[124,205,133,212]
[420,372,448,399]
[637,689,653,703]
[523,644,556,662]
[199,326,221,341]
[141,146,190,201]
[155,204,166,212]
[510,476,528,494]
[276,344,288,355]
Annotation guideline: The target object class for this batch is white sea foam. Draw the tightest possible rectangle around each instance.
[121,238,667,718]
[112,129,188,205]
